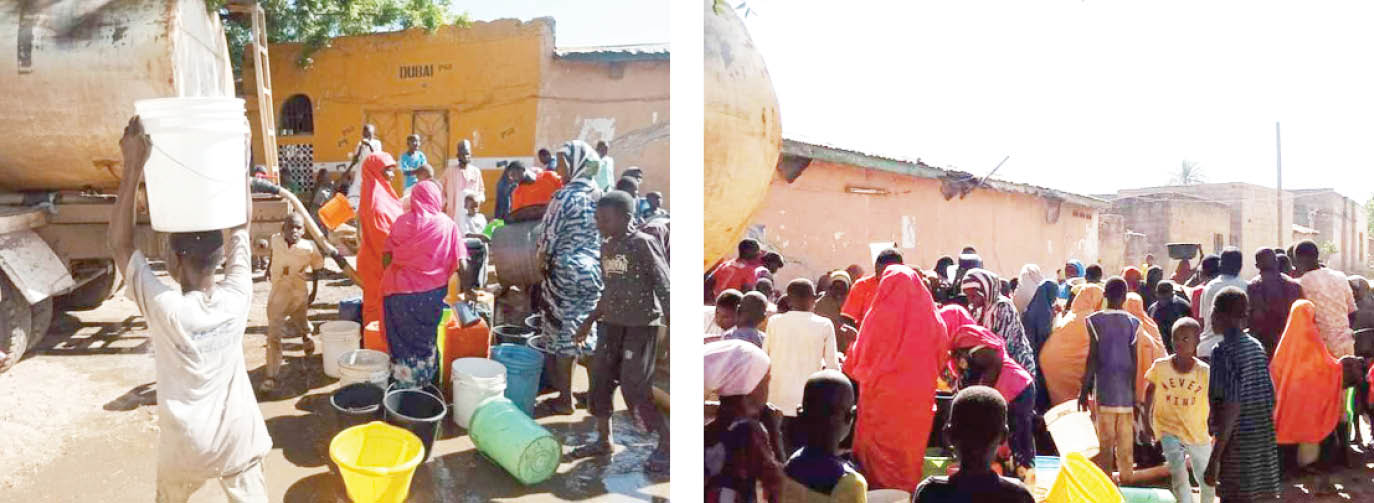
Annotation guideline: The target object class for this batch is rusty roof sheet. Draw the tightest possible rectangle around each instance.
[554,44,670,61]
[781,137,1110,209]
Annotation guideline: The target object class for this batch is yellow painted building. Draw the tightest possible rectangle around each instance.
[245,18,671,213]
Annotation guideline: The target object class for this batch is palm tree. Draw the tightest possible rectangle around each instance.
[1171,160,1206,185]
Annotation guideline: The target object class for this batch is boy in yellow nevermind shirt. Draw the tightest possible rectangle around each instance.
[1143,318,1214,503]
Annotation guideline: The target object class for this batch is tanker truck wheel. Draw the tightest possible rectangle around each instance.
[57,260,117,312]
[30,298,53,348]
[0,273,34,374]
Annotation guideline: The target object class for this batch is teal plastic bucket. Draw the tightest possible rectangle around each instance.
[469,397,562,485]
[490,343,543,415]
[1120,487,1176,503]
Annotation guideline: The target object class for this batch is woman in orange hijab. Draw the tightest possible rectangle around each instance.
[1271,300,1343,447]
[1040,283,1104,405]
[357,152,404,349]
[1125,293,1166,398]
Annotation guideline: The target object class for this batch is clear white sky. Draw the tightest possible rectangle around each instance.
[455,0,669,48]
[740,1,1374,201]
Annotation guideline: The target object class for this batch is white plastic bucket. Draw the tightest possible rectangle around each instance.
[135,97,245,117]
[134,97,250,232]
[338,349,390,388]
[866,490,911,503]
[1045,400,1100,458]
[319,321,361,378]
[451,357,507,429]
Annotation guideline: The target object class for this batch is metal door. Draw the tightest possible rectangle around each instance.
[362,110,449,194]
[412,110,450,174]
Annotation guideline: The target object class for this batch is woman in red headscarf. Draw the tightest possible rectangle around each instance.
[358,152,404,350]
[842,265,950,490]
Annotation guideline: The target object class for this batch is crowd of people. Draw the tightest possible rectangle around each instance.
[330,129,674,472]
[704,239,1374,502]
[108,117,672,499]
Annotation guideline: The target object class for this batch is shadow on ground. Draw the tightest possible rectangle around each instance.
[30,313,148,358]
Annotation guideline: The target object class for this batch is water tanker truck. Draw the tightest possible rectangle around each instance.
[0,0,289,372]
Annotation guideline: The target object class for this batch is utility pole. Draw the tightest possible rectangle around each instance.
[1276,122,1283,246]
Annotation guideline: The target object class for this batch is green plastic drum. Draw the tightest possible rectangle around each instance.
[469,397,561,485]
[1119,487,1176,503]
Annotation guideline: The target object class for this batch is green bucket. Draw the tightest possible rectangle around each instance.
[922,456,952,480]
[1119,487,1175,503]
[469,396,561,485]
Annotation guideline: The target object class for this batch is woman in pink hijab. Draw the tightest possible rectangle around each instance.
[381,180,468,388]
[842,264,950,490]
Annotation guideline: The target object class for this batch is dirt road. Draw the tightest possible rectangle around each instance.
[0,265,668,502]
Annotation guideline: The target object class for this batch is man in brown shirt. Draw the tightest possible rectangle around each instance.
[1247,248,1303,358]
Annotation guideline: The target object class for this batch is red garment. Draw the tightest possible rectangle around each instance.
[510,170,563,212]
[840,274,879,327]
[1271,300,1343,444]
[1190,286,1204,320]
[941,305,1032,402]
[711,257,762,298]
[1172,260,1194,285]
[842,265,948,490]
[358,152,403,347]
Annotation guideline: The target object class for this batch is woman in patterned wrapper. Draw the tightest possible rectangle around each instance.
[534,140,605,416]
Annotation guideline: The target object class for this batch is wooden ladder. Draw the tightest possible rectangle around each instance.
[228,0,279,182]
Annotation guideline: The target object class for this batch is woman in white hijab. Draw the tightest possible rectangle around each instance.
[705,340,785,502]
[1013,264,1045,314]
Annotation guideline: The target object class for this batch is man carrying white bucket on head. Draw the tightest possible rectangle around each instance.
[109,116,271,502]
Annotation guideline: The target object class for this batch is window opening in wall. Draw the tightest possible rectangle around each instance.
[280,94,313,135]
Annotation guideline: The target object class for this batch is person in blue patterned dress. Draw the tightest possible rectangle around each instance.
[535,139,605,415]
[1205,287,1280,502]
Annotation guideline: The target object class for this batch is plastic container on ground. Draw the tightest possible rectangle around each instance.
[383,384,447,463]
[1045,400,1099,459]
[492,325,536,346]
[320,321,361,378]
[338,297,363,324]
[524,313,541,331]
[469,397,561,485]
[363,321,388,352]
[338,349,390,388]
[135,97,250,232]
[1031,455,1062,501]
[922,456,952,480]
[451,357,508,429]
[329,421,424,503]
[1045,452,1122,503]
[437,309,492,394]
[331,382,385,435]
[490,343,544,416]
[866,490,911,503]
[1119,487,1176,503]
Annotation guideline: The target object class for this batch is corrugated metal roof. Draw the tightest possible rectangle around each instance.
[780,138,1110,209]
[554,44,670,62]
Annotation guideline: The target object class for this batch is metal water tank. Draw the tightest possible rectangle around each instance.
[0,0,236,191]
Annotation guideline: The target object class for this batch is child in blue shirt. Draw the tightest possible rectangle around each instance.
[398,134,427,192]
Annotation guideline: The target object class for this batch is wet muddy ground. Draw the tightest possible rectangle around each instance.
[0,264,669,502]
